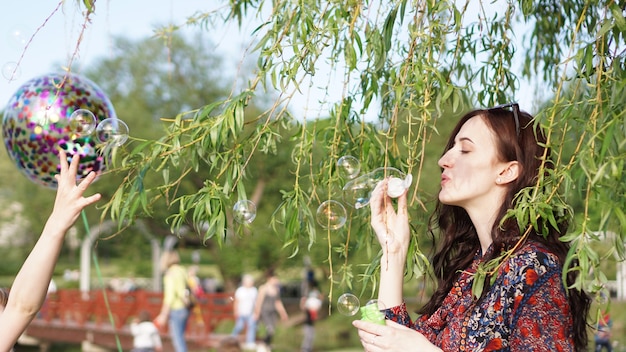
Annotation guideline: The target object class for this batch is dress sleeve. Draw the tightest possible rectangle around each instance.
[383,302,412,326]
[383,302,437,341]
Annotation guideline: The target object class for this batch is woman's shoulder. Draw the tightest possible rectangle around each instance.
[499,240,561,279]
[165,264,187,279]
[492,241,567,302]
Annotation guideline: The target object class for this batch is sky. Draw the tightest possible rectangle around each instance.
[0,1,248,106]
[0,1,542,122]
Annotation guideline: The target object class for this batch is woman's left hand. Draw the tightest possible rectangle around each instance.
[369,179,411,256]
[353,319,442,352]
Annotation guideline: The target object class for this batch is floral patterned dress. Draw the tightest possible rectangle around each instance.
[385,241,574,351]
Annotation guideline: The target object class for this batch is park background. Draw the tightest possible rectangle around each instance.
[1,0,625,350]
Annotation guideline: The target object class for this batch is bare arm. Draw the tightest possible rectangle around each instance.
[0,151,101,350]
[154,270,172,327]
[369,179,410,309]
[275,298,288,321]
[353,180,441,351]
[253,286,266,319]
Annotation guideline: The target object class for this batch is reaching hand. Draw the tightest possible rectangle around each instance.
[369,178,410,256]
[48,150,101,231]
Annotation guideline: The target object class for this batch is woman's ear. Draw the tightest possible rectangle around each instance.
[497,161,520,184]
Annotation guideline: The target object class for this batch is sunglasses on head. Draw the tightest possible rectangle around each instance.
[488,102,520,137]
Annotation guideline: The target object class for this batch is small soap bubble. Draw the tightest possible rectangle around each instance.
[337,293,360,316]
[386,174,412,198]
[233,199,257,224]
[336,155,361,179]
[365,299,386,310]
[69,109,97,137]
[8,26,28,49]
[342,167,407,209]
[316,200,347,230]
[96,119,129,146]
[2,62,20,81]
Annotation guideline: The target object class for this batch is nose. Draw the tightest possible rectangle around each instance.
[438,149,453,169]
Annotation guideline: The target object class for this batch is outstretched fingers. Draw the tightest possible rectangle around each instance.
[53,150,101,213]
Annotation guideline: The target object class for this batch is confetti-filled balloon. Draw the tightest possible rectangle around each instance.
[1,72,117,189]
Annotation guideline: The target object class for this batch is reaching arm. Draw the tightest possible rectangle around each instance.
[369,179,410,309]
[0,151,101,350]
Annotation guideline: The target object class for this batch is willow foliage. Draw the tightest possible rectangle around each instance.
[92,1,624,300]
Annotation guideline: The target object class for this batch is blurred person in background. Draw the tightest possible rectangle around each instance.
[254,270,288,351]
[231,273,258,350]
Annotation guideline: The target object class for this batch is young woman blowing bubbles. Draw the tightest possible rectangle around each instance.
[353,105,590,351]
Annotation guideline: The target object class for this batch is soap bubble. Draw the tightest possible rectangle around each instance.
[2,62,20,81]
[387,174,412,198]
[336,155,361,179]
[316,200,347,230]
[233,199,257,224]
[96,118,129,146]
[69,109,97,137]
[342,167,408,209]
[337,293,360,316]
[365,299,386,310]
[8,26,29,49]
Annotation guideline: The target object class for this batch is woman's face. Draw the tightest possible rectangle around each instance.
[438,115,508,210]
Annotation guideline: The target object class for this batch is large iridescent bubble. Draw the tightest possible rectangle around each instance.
[1,72,117,189]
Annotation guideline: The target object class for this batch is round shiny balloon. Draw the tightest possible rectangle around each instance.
[1,72,117,189]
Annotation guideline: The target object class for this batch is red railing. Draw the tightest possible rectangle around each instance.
[24,289,235,350]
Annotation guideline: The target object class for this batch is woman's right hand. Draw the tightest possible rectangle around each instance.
[369,178,411,256]
[353,319,442,352]
[48,150,101,232]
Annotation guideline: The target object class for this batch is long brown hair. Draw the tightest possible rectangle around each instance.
[418,107,590,350]
[0,287,8,308]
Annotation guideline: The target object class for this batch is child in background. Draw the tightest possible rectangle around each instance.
[130,310,163,352]
[231,273,258,350]
[300,281,322,352]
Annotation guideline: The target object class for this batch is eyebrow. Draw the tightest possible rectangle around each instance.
[457,136,474,144]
